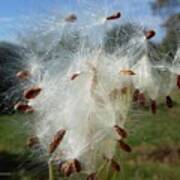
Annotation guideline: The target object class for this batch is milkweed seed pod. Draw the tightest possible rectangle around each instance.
[133,89,140,102]
[166,96,173,108]
[16,70,31,80]
[65,14,77,22]
[117,140,132,153]
[114,125,128,139]
[48,129,66,154]
[23,86,42,99]
[177,75,180,89]
[59,159,81,177]
[150,99,157,114]
[106,12,121,20]
[14,102,34,113]
[138,92,146,106]
[86,173,97,180]
[144,30,156,40]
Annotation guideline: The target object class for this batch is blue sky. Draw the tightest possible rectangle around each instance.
[0,0,179,42]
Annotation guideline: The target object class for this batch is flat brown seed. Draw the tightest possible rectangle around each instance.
[65,14,77,22]
[106,12,121,20]
[114,125,128,139]
[145,30,156,40]
[24,86,42,99]
[60,159,81,177]
[16,70,30,80]
[14,102,34,113]
[70,72,80,80]
[48,129,66,154]
[27,136,39,148]
[120,69,136,76]
[118,140,132,153]
[110,159,121,172]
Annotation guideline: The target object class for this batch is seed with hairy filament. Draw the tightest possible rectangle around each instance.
[177,75,180,89]
[166,96,173,108]
[145,30,156,40]
[14,102,34,113]
[70,72,80,80]
[138,92,146,106]
[110,159,121,172]
[106,12,121,20]
[114,125,128,139]
[133,89,140,102]
[65,14,77,22]
[86,173,97,180]
[120,69,136,76]
[16,70,30,80]
[27,136,39,148]
[59,159,81,176]
[117,140,132,153]
[48,129,66,154]
[150,99,157,114]
[23,86,42,99]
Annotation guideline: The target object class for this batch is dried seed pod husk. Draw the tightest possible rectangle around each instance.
[110,159,121,172]
[145,30,156,40]
[166,96,173,108]
[16,70,30,80]
[24,86,42,99]
[48,129,66,154]
[114,125,128,139]
[120,69,136,76]
[27,136,39,148]
[118,140,132,153]
[133,89,140,102]
[14,102,34,113]
[177,75,180,89]
[86,173,97,180]
[150,99,157,114]
[138,92,146,106]
[106,12,121,20]
[65,14,77,22]
[59,159,81,177]
[70,72,80,80]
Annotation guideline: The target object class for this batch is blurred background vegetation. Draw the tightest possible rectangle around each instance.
[0,0,180,179]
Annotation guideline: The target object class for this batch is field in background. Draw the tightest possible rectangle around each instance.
[0,91,180,180]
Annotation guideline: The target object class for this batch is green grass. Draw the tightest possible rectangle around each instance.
[0,92,180,179]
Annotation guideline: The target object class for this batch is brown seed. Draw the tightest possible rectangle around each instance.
[48,129,66,154]
[177,75,180,89]
[120,69,136,76]
[14,102,34,113]
[70,72,80,80]
[150,99,157,114]
[110,159,121,172]
[16,70,31,80]
[86,173,97,180]
[118,140,132,153]
[166,96,173,108]
[145,30,156,40]
[65,14,77,22]
[133,89,140,102]
[114,125,128,139]
[106,12,121,21]
[138,92,146,106]
[27,136,39,148]
[23,86,42,99]
[59,159,81,177]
